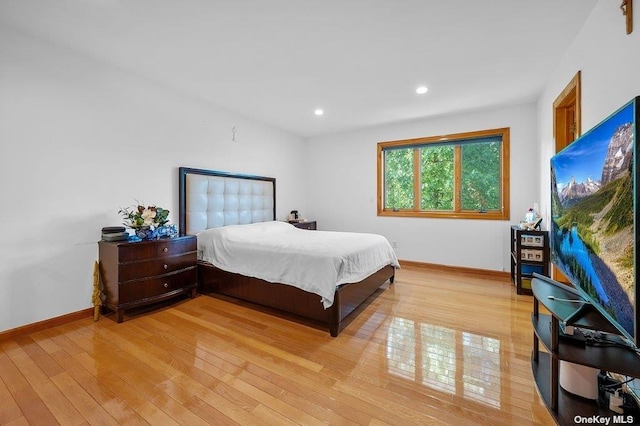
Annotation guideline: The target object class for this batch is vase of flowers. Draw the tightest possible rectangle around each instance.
[134,226,158,240]
[119,203,170,240]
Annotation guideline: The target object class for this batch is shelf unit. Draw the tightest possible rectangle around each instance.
[531,276,640,424]
[510,225,549,295]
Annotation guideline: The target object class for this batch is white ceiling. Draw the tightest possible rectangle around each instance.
[1,0,598,138]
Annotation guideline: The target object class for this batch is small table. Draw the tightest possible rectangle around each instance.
[290,221,317,230]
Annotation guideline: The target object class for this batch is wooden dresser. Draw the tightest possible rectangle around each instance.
[98,235,197,322]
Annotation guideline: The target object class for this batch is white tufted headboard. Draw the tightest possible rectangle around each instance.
[178,167,276,235]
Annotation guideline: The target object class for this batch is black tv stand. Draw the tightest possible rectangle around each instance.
[530,276,640,424]
[559,326,587,346]
[563,300,594,325]
[532,272,580,296]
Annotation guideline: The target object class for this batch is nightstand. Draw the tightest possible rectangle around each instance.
[291,221,317,230]
[98,235,197,322]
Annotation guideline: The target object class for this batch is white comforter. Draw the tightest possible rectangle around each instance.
[197,221,399,308]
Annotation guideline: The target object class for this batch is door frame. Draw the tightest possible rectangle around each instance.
[551,71,581,282]
[553,71,581,153]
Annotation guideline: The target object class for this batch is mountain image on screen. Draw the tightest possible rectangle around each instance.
[550,102,635,339]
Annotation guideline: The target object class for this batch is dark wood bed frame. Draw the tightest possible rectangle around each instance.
[178,167,395,336]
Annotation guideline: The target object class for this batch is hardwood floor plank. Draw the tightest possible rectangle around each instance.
[0,375,23,425]
[3,416,31,426]
[223,376,329,426]
[181,395,244,426]
[0,266,555,425]
[137,395,210,426]
[131,314,365,424]
[41,339,148,425]
[93,326,267,425]
[0,350,30,394]
[0,341,65,424]
[232,370,362,425]
[133,400,181,426]
[1,340,85,425]
[169,309,325,372]
[12,336,64,379]
[249,403,300,426]
[49,371,119,425]
[9,387,58,426]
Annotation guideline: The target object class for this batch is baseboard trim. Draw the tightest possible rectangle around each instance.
[0,308,94,342]
[399,259,511,281]
[1,262,509,340]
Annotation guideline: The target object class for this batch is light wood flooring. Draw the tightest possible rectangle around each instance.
[0,266,554,425]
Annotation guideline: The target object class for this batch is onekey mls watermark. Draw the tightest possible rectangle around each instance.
[573,415,637,424]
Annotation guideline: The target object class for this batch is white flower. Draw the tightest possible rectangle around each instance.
[142,208,156,220]
[119,203,170,230]
[141,209,155,228]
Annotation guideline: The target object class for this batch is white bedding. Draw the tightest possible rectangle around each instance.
[197,221,399,308]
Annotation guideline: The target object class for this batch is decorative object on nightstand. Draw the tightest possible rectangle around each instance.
[118,202,171,240]
[98,235,197,322]
[101,226,128,242]
[520,204,542,230]
[157,223,179,238]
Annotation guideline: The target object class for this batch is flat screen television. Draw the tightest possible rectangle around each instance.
[550,96,639,346]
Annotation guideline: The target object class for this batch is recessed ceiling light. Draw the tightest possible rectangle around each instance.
[314,108,324,116]
[416,86,429,95]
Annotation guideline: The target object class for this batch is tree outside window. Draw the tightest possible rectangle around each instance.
[377,128,510,220]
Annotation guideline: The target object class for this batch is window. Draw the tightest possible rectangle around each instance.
[377,128,510,220]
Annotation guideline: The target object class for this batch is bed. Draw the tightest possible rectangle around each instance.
[178,167,398,336]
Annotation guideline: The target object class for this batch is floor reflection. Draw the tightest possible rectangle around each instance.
[386,317,501,408]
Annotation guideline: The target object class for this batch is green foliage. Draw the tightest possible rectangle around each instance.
[619,244,634,270]
[602,173,633,234]
[460,142,500,211]
[383,140,502,212]
[420,146,453,210]
[384,148,414,209]
[552,228,619,321]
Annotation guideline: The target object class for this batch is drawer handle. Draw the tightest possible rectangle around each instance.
[163,283,169,288]
[163,247,168,253]
[163,264,168,270]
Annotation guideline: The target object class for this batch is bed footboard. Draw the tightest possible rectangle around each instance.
[198,263,395,336]
[331,265,395,336]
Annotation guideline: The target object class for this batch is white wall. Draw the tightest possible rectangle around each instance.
[537,0,640,225]
[305,103,539,272]
[0,26,307,332]
[4,0,636,333]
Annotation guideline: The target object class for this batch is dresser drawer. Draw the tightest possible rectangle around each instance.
[118,268,197,304]
[118,237,197,263]
[99,235,198,322]
[118,251,197,282]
